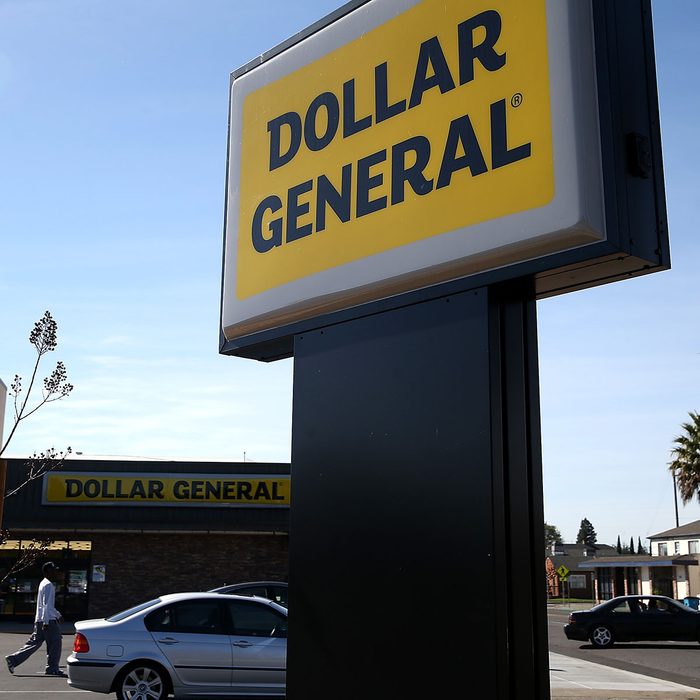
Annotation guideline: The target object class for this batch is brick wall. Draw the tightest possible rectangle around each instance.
[88,532,289,618]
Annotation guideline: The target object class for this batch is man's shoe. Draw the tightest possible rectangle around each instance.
[5,657,14,675]
[45,670,67,677]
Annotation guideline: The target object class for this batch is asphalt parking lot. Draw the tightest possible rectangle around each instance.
[0,624,697,699]
[0,626,88,698]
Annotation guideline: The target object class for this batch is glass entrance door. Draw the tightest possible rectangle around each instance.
[0,539,91,621]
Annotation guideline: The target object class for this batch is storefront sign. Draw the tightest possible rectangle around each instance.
[43,472,291,508]
[221,0,610,344]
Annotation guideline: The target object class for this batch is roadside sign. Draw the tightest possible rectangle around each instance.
[220,0,668,360]
[224,2,669,696]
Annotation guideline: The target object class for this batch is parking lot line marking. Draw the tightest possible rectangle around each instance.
[549,672,593,689]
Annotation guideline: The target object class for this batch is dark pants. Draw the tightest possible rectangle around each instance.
[7,620,62,673]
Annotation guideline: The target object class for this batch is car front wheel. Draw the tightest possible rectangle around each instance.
[116,662,169,700]
[590,624,614,648]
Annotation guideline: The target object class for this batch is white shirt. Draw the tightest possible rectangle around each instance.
[35,577,60,623]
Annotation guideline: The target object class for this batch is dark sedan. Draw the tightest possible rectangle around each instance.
[564,595,700,648]
[209,581,288,607]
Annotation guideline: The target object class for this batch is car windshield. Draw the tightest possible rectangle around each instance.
[106,599,162,622]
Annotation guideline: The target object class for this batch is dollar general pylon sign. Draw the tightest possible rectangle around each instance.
[220,0,668,354]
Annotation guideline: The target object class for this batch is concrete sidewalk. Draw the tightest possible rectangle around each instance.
[550,652,700,699]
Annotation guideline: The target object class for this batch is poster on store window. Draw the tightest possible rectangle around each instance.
[68,570,88,594]
[92,565,106,583]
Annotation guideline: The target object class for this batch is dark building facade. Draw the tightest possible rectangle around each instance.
[545,542,618,600]
[0,458,290,620]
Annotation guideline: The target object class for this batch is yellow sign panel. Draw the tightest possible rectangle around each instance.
[236,0,552,299]
[43,473,290,507]
[557,564,570,580]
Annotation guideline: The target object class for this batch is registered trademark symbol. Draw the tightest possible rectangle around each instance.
[511,92,523,108]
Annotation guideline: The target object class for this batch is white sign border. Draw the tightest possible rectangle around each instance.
[222,0,605,340]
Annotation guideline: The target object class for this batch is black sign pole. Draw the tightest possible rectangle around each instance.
[490,279,549,698]
[287,277,548,700]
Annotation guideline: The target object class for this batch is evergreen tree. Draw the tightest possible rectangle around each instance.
[544,523,562,554]
[616,535,622,554]
[638,537,647,555]
[630,537,635,555]
[576,517,598,546]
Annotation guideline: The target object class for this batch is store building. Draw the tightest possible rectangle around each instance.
[0,458,290,621]
[572,523,700,601]
[578,552,698,600]
[545,542,618,600]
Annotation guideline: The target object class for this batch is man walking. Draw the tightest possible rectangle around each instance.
[5,561,67,677]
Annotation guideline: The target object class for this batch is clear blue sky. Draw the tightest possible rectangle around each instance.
[1,0,698,547]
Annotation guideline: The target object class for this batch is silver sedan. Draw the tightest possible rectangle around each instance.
[67,592,287,699]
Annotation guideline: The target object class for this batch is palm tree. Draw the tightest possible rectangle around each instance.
[669,411,700,504]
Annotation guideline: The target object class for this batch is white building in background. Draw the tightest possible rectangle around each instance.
[649,521,700,558]
[646,520,700,598]
[578,521,700,601]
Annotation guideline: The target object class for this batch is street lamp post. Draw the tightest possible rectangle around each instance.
[673,471,680,528]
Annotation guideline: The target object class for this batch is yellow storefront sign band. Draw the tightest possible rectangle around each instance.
[236,0,552,299]
[44,473,290,507]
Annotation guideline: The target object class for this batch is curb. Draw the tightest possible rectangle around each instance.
[552,693,700,699]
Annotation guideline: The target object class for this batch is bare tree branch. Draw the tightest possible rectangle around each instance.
[0,311,74,579]
[4,448,73,499]
[0,531,53,583]
[0,311,73,458]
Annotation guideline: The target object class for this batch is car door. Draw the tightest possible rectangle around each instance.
[636,597,675,641]
[651,599,693,641]
[225,599,287,693]
[636,598,679,640]
[145,599,233,690]
[605,599,639,641]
